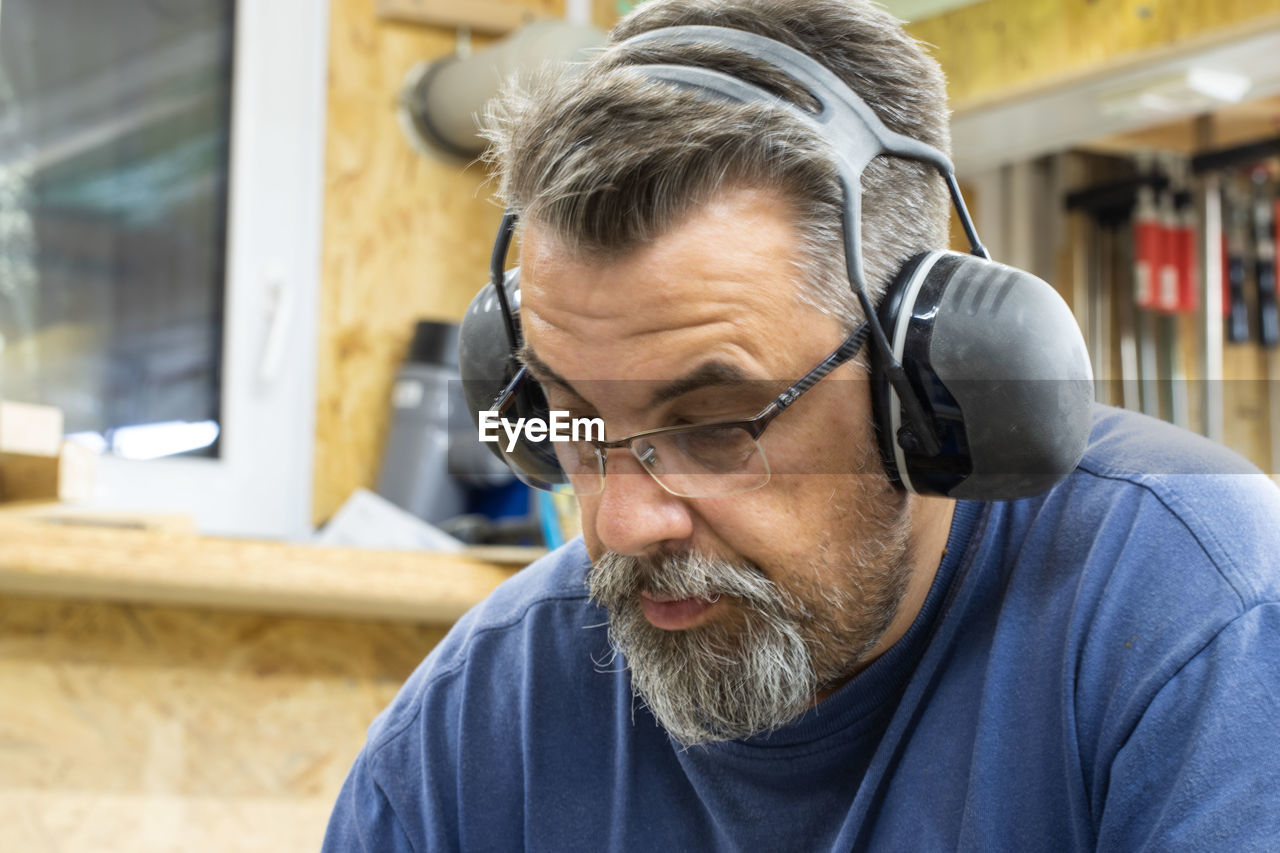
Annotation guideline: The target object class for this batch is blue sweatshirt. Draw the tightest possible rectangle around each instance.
[324,407,1280,851]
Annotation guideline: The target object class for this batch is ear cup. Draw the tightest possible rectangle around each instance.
[459,267,522,445]
[873,251,1094,500]
[486,373,571,492]
[458,269,572,489]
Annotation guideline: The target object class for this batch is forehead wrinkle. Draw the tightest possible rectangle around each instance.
[524,293,770,378]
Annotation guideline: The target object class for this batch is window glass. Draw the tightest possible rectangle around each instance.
[0,0,234,460]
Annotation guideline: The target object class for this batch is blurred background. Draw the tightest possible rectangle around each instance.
[1,0,1278,849]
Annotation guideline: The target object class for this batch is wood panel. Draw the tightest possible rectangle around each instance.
[908,0,1280,111]
[315,0,507,525]
[376,0,560,33]
[0,516,520,623]
[0,596,445,852]
[313,0,622,525]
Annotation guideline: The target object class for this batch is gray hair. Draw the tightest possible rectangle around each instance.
[482,0,952,327]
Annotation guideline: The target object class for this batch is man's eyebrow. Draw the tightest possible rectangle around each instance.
[647,361,756,409]
[516,346,758,410]
[516,345,587,401]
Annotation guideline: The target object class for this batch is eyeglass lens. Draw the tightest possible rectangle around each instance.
[549,424,770,498]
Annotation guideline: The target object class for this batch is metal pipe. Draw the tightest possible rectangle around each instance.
[397,20,605,159]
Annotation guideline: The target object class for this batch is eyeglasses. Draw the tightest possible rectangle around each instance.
[492,323,869,498]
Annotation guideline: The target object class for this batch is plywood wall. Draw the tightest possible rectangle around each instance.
[315,0,502,524]
[313,0,1280,524]
[908,0,1280,110]
[0,596,446,852]
[313,0,620,525]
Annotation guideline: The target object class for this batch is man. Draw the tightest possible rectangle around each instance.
[324,1,1280,849]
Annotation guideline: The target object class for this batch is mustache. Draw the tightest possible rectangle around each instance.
[588,550,786,613]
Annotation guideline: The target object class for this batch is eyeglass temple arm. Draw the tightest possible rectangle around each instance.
[491,363,529,411]
[771,323,870,414]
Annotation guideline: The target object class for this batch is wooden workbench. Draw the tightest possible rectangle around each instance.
[0,513,539,851]
[0,515,529,623]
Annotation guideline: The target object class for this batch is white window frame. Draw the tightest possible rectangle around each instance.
[83,0,329,540]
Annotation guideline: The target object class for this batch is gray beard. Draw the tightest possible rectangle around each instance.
[588,517,912,747]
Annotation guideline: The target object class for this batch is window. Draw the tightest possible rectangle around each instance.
[0,1,328,538]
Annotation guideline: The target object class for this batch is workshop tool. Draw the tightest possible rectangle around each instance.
[1189,135,1280,443]
[1200,174,1226,444]
[1088,215,1111,404]
[1164,164,1198,429]
[1251,164,1280,472]
[1065,168,1156,409]
[1224,173,1252,344]
[1250,167,1278,349]
[1133,177,1162,416]
[1273,167,1280,473]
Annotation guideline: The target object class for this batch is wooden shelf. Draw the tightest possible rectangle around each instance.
[0,516,526,623]
[375,0,554,34]
[1084,94,1280,157]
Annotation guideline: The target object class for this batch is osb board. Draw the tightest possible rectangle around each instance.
[0,595,446,852]
[908,0,1280,112]
[375,0,561,33]
[0,500,197,533]
[313,0,622,525]
[0,516,519,623]
[376,0,618,32]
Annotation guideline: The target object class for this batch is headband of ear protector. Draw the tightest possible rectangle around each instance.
[459,25,1094,501]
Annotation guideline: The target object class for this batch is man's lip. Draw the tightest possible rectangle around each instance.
[639,592,721,630]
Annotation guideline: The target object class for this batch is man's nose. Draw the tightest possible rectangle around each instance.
[589,448,695,557]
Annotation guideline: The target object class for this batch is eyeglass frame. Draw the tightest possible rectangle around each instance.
[491,321,871,497]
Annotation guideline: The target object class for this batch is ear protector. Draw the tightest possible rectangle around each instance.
[459,25,1094,501]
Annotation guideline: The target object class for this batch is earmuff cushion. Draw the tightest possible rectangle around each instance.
[459,268,576,489]
[459,269,523,431]
[873,252,974,496]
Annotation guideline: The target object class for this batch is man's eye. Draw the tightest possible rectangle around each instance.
[669,411,749,427]
[669,426,757,471]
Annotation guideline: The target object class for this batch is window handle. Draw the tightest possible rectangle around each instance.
[259,268,293,386]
